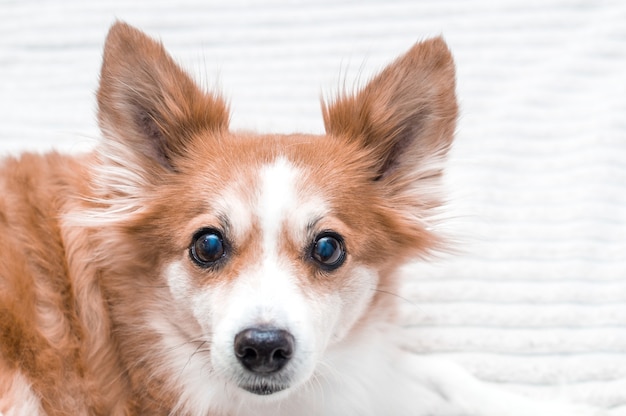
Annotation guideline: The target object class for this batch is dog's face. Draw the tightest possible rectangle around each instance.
[162,137,388,398]
[84,22,456,410]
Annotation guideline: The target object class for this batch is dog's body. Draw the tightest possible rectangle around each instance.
[0,23,600,416]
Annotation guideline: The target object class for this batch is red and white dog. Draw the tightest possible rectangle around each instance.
[0,22,600,415]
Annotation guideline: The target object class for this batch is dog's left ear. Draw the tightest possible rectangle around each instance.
[97,21,229,172]
[323,37,457,185]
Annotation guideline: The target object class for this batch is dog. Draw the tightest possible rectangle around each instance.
[0,22,602,415]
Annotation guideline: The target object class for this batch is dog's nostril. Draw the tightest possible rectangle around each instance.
[234,327,295,374]
[240,346,259,361]
[242,347,256,358]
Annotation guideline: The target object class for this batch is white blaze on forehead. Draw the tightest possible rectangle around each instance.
[258,157,303,252]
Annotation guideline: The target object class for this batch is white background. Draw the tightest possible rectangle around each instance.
[1,0,625,412]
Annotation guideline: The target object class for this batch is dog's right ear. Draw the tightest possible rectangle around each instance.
[97,21,229,173]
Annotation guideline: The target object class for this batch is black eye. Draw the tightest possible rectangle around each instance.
[190,229,226,267]
[311,232,345,271]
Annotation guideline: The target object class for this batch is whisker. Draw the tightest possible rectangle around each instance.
[179,340,209,378]
[371,288,416,306]
[164,337,208,354]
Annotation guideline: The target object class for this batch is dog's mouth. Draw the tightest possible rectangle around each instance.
[240,379,290,396]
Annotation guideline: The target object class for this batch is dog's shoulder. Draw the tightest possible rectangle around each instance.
[0,151,137,415]
[0,151,84,287]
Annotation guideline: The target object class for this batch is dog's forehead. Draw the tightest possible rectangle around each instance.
[214,155,328,243]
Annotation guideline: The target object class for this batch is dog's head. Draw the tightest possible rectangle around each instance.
[87,22,456,412]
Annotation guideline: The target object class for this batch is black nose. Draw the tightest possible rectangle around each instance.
[234,327,295,374]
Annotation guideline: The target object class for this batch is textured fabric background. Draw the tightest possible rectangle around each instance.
[1,0,625,413]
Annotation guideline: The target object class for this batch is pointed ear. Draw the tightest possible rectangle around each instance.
[97,21,229,171]
[322,37,457,183]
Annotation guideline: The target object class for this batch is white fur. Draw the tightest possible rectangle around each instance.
[257,156,299,254]
[0,371,44,416]
[147,306,235,416]
[64,134,153,228]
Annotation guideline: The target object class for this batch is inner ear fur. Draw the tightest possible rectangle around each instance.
[97,21,230,171]
[322,37,458,182]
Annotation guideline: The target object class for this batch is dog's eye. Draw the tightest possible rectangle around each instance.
[190,229,226,267]
[311,232,345,271]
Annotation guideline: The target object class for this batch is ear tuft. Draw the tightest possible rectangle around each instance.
[97,21,230,171]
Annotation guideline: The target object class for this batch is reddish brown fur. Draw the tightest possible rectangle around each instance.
[0,154,135,414]
[0,22,456,415]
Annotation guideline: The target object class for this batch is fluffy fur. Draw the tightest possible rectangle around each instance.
[0,22,601,416]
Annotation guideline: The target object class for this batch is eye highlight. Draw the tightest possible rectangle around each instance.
[190,228,226,267]
[311,232,346,271]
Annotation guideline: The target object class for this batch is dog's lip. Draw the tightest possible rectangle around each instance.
[240,380,289,396]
